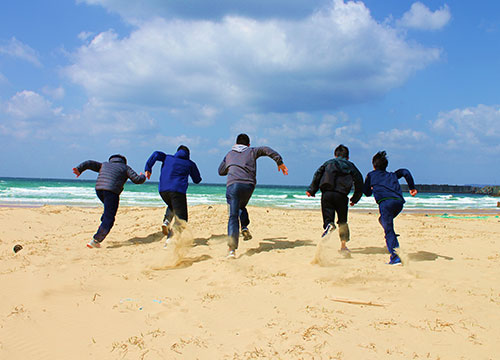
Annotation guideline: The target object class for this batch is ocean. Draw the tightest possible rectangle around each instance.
[0,177,499,211]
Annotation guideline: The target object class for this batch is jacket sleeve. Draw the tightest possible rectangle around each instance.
[395,168,416,190]
[76,160,102,174]
[255,147,284,166]
[307,163,326,196]
[144,151,166,173]
[190,162,202,184]
[127,167,146,184]
[363,173,373,197]
[349,164,364,204]
[218,156,228,176]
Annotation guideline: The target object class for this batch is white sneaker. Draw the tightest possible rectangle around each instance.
[161,220,170,236]
[87,239,101,248]
[163,238,171,249]
[226,249,236,259]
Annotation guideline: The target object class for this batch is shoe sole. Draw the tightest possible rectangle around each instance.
[161,224,169,236]
[87,243,100,249]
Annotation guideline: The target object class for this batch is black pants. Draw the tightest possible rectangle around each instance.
[94,190,120,242]
[321,191,350,242]
[160,191,188,223]
[321,191,348,228]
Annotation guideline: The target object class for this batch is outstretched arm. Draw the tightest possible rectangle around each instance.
[350,165,364,205]
[190,162,202,184]
[363,174,373,197]
[73,160,102,177]
[144,151,166,179]
[306,163,326,197]
[127,167,146,184]
[395,168,417,196]
[218,156,228,176]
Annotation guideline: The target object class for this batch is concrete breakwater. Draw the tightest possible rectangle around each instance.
[401,184,500,196]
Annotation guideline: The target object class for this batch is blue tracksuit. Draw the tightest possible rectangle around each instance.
[363,169,416,261]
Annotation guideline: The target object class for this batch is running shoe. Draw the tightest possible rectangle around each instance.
[241,228,252,241]
[86,239,101,248]
[321,223,336,237]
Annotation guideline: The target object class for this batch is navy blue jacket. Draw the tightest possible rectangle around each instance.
[363,169,416,204]
[76,155,146,195]
[145,149,201,193]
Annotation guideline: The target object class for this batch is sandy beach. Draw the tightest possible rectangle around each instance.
[1,204,499,359]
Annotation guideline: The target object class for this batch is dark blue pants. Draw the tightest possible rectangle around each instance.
[94,190,120,242]
[226,183,255,250]
[378,199,404,261]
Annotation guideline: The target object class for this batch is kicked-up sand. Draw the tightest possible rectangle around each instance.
[0,204,499,359]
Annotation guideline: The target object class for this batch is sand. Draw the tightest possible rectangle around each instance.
[0,204,499,359]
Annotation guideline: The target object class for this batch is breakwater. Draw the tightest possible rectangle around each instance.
[402,184,500,196]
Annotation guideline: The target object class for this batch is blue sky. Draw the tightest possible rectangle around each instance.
[1,0,499,185]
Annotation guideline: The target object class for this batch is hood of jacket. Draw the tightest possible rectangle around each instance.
[333,157,352,173]
[232,144,248,153]
[109,154,127,164]
[174,148,190,160]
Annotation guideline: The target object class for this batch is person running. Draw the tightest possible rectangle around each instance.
[363,151,418,265]
[73,154,146,248]
[144,145,201,245]
[218,133,288,258]
[306,144,363,254]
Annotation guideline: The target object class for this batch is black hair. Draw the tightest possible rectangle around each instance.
[109,154,127,164]
[177,145,190,157]
[372,151,388,171]
[334,144,349,159]
[236,133,250,146]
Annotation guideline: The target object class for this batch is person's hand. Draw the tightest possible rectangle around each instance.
[72,168,80,177]
[306,191,314,197]
[278,164,288,175]
[145,171,151,180]
[410,189,418,196]
[350,201,355,206]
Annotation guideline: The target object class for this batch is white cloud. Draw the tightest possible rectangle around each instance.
[0,91,61,139]
[371,128,428,149]
[64,0,441,114]
[4,91,59,119]
[42,86,65,100]
[0,37,42,67]
[432,104,500,150]
[398,2,451,31]
[223,111,363,155]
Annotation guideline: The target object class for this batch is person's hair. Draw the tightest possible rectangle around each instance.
[372,151,388,170]
[177,145,190,156]
[334,144,349,159]
[236,133,250,146]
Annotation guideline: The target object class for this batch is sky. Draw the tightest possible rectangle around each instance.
[0,0,499,186]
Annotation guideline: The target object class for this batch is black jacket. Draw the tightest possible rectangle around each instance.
[307,157,363,204]
[76,155,146,194]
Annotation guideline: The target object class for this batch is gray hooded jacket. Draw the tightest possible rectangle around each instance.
[76,155,146,194]
[218,145,284,187]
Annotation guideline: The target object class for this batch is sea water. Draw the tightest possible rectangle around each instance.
[0,177,498,210]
